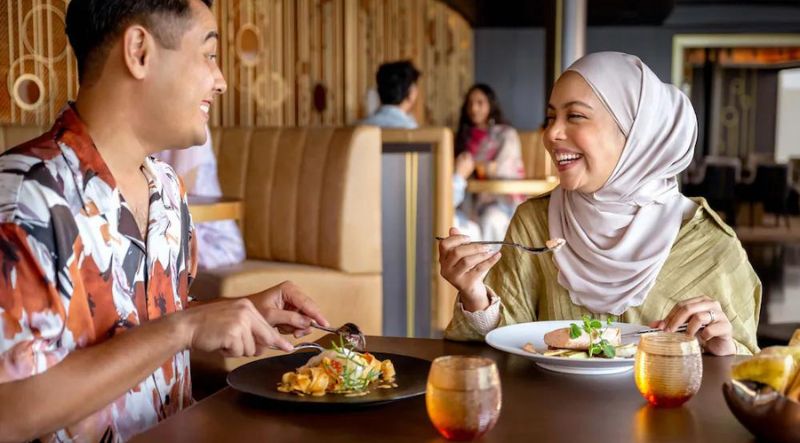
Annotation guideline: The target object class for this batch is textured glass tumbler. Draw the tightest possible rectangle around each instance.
[635,332,703,407]
[426,356,502,441]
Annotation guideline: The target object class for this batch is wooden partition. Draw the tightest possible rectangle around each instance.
[0,0,473,129]
[381,128,455,337]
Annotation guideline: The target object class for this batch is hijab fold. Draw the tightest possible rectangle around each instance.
[548,52,698,316]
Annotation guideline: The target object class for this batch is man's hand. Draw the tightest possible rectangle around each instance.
[247,281,330,338]
[178,297,294,355]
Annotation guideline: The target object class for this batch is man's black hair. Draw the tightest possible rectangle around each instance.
[376,60,421,105]
[65,0,213,83]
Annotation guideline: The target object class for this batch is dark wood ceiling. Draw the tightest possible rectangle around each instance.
[440,0,800,27]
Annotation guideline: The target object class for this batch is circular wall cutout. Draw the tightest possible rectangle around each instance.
[236,24,262,67]
[12,74,45,111]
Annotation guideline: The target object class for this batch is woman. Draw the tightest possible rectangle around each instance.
[454,84,525,241]
[439,52,761,355]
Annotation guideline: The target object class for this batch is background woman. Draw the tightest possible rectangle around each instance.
[453,84,526,241]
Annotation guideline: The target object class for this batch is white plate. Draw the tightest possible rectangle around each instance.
[485,320,650,375]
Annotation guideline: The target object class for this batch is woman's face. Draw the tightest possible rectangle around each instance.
[543,71,626,194]
[466,89,491,126]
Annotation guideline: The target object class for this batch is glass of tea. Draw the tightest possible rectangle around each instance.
[426,355,502,441]
[634,332,703,407]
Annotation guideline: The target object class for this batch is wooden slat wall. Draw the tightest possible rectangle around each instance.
[0,0,473,128]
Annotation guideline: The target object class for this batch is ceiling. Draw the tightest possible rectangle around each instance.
[440,0,800,27]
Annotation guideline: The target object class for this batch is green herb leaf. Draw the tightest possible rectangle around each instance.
[569,323,582,339]
[602,342,616,358]
[590,319,602,329]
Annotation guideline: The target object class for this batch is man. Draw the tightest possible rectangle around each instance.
[0,1,328,441]
[361,60,421,128]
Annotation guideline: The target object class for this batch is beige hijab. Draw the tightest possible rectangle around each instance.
[548,52,698,316]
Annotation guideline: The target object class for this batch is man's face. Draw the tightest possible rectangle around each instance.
[143,0,226,149]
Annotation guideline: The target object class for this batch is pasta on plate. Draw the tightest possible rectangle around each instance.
[277,340,396,397]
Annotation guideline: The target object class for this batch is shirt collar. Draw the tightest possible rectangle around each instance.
[51,103,172,251]
[377,105,416,123]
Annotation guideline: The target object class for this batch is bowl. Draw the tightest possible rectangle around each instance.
[722,380,800,443]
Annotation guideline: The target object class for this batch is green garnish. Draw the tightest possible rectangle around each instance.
[328,335,379,393]
[568,314,619,359]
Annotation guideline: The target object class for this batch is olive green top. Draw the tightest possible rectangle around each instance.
[444,194,762,355]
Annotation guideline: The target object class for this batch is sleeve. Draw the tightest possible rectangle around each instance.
[0,222,67,383]
[453,173,467,207]
[725,254,761,355]
[491,128,525,179]
[445,201,544,341]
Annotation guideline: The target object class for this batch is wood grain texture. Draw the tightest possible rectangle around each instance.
[0,0,473,127]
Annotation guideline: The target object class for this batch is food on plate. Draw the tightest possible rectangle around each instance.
[544,326,621,350]
[523,315,636,359]
[277,339,396,397]
[731,329,800,403]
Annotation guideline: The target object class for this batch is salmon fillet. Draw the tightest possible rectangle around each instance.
[543,326,622,351]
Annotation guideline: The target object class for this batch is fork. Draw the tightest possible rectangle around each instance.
[310,321,367,352]
[292,342,326,353]
[434,237,559,255]
[622,324,704,337]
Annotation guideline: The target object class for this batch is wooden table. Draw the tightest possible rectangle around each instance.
[467,179,558,196]
[132,336,753,442]
[187,196,243,223]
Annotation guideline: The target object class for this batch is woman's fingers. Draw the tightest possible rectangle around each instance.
[471,252,501,275]
[663,297,716,332]
[698,320,732,343]
[452,250,495,275]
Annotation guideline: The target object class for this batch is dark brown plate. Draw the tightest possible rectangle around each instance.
[227,351,430,406]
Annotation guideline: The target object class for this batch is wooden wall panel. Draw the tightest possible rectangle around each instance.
[0,0,473,128]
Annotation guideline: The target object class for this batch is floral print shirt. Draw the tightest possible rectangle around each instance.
[0,105,197,442]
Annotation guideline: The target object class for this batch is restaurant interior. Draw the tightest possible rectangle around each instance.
[2,0,800,442]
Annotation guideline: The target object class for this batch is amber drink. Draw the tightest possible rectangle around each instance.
[635,332,702,407]
[426,356,501,441]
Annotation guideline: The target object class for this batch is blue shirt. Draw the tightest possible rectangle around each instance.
[360,105,418,129]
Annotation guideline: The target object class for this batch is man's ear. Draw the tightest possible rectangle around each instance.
[122,25,153,80]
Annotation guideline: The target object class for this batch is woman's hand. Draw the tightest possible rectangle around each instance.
[455,152,475,179]
[438,227,501,312]
[651,295,736,356]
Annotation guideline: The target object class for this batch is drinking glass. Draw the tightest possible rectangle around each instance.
[634,332,703,407]
[426,356,502,441]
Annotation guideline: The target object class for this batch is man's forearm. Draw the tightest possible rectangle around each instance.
[0,313,188,442]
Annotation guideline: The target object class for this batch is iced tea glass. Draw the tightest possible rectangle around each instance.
[634,332,702,407]
[426,356,502,441]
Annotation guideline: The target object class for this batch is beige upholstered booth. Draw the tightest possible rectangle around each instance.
[191,126,383,372]
[380,127,456,335]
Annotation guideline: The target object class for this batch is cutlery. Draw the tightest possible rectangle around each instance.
[434,237,564,255]
[310,321,367,352]
[622,323,705,337]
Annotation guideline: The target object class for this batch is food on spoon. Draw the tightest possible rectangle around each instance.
[277,338,396,397]
[545,238,566,251]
